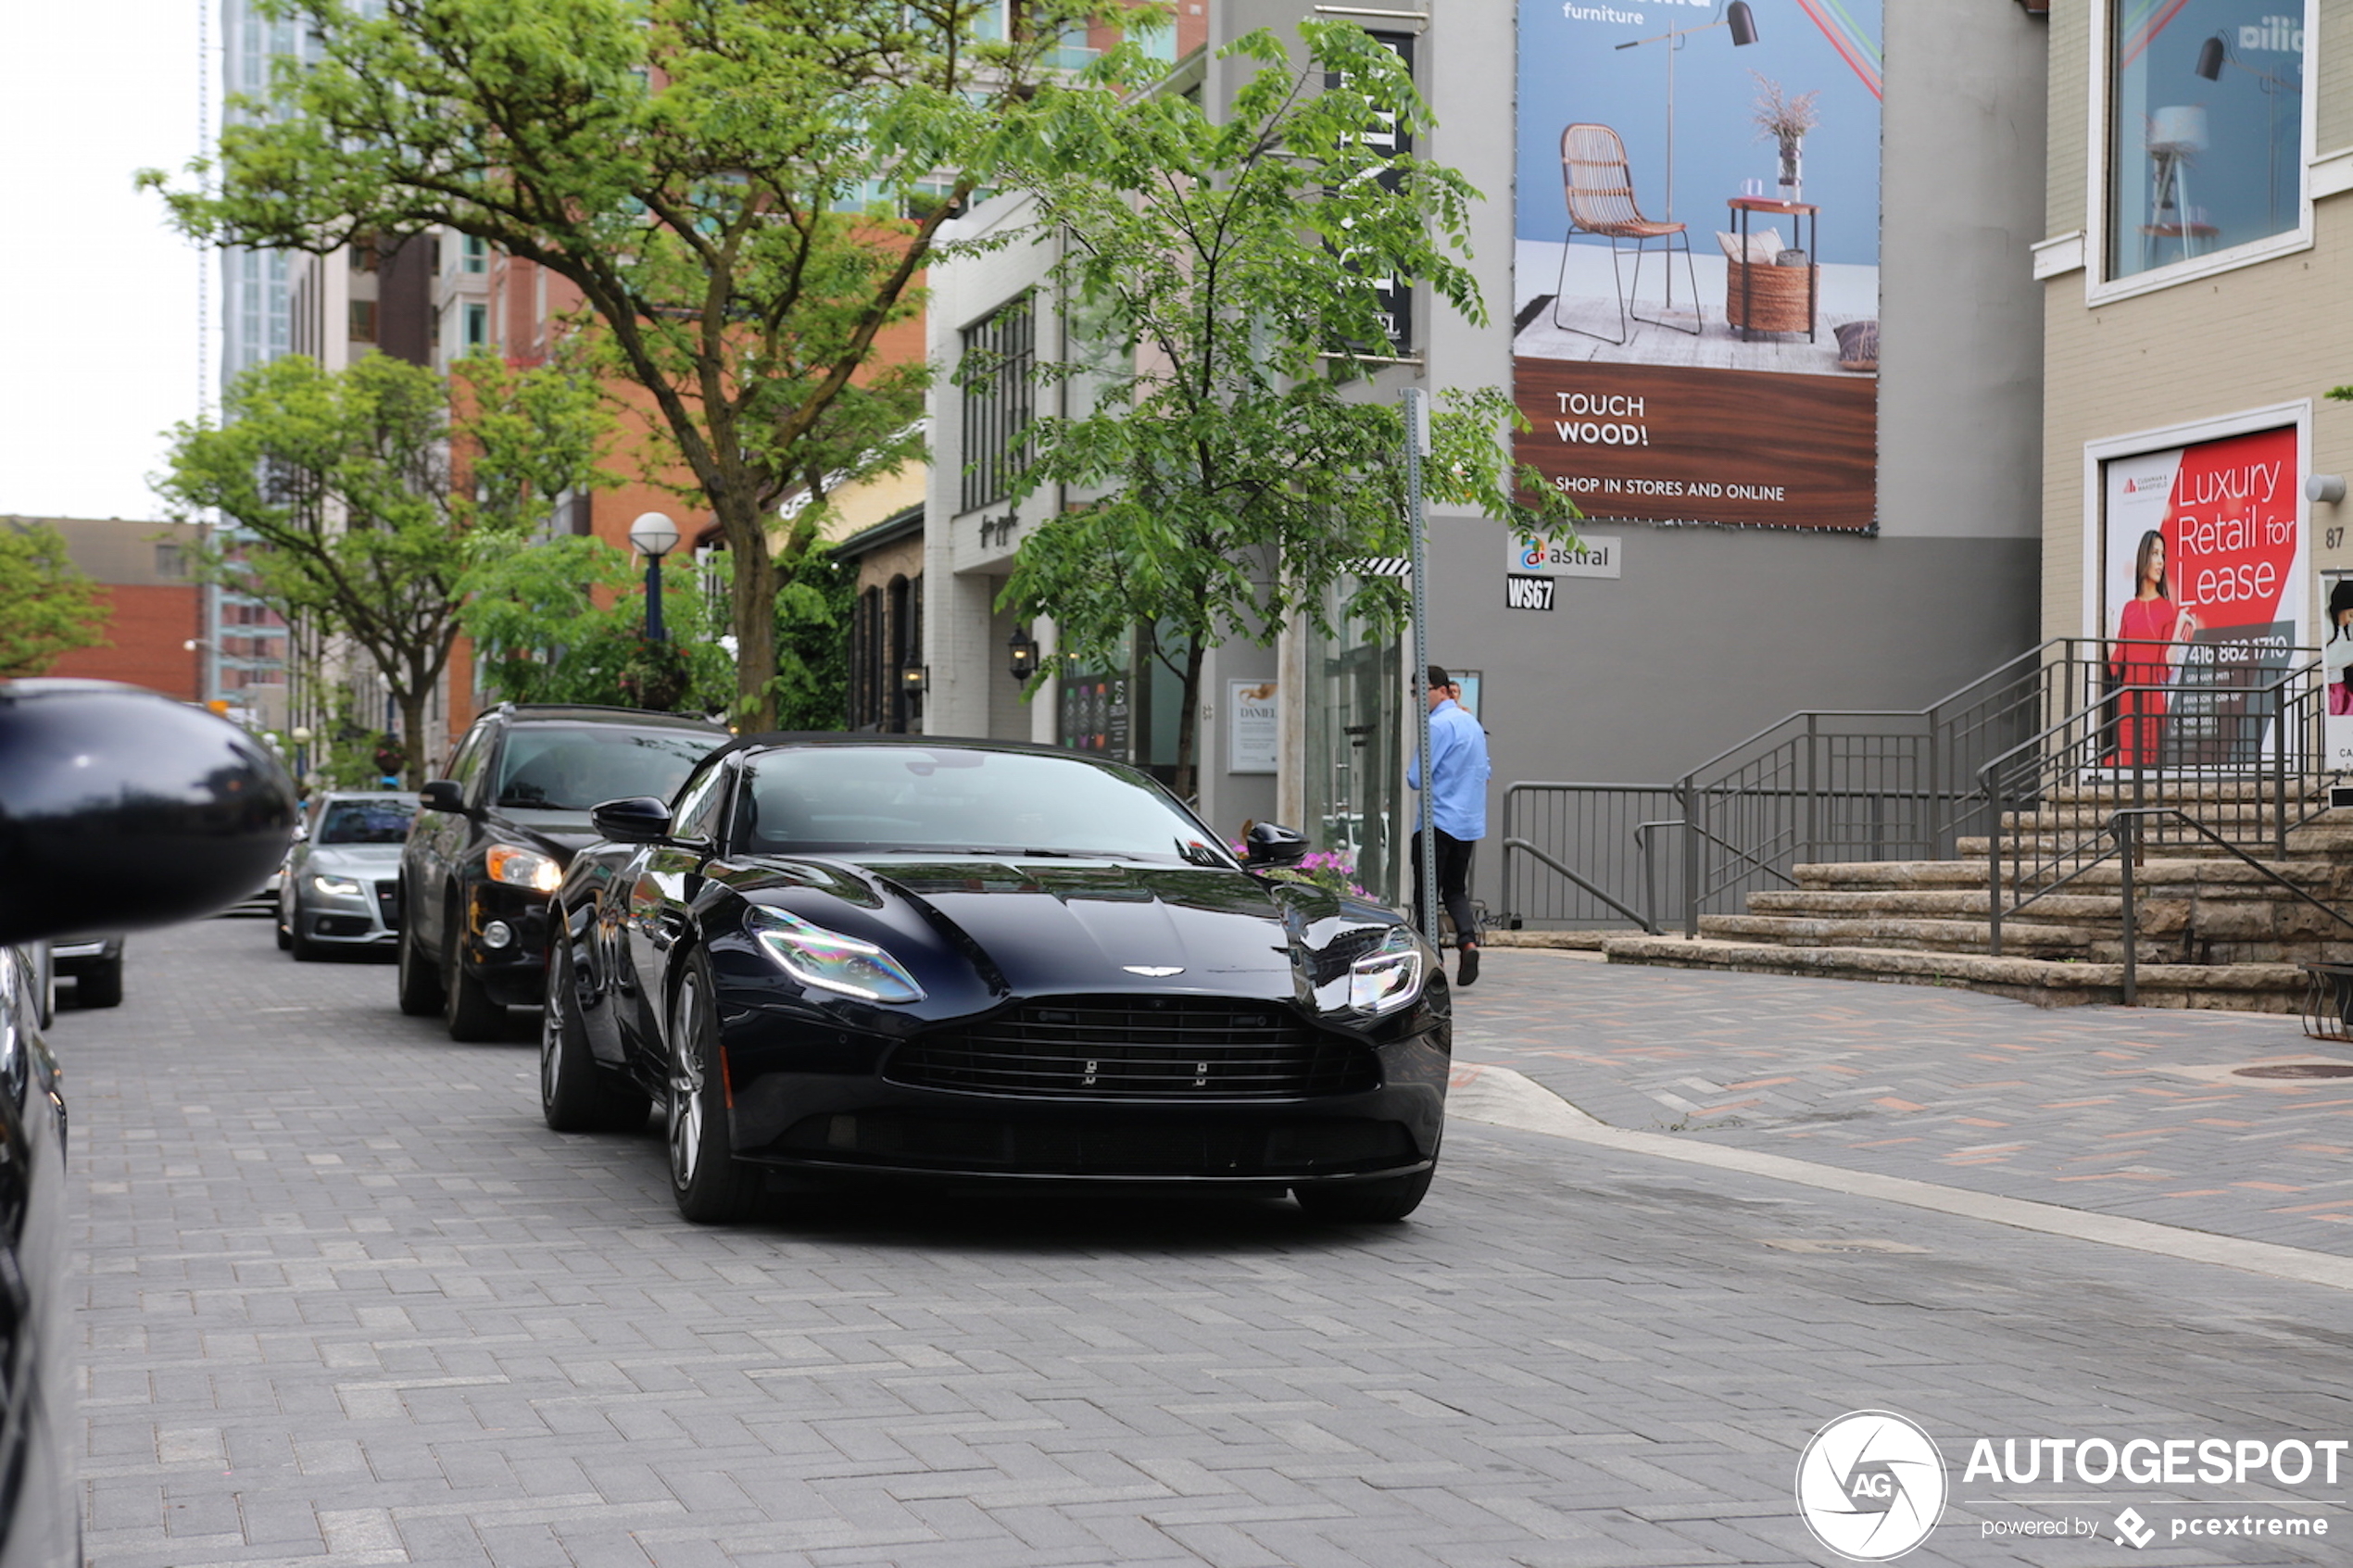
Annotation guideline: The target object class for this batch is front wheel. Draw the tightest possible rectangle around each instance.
[542,929,648,1134]
[396,886,443,1016]
[666,951,760,1224]
[75,954,124,1010]
[1294,1164,1435,1223]
[441,897,505,1042]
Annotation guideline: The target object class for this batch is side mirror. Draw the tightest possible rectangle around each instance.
[589,796,673,845]
[1241,821,1312,869]
[0,680,298,944]
[418,780,468,814]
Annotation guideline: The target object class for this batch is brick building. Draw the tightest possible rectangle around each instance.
[8,516,206,700]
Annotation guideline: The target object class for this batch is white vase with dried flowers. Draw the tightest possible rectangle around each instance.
[1750,73,1821,206]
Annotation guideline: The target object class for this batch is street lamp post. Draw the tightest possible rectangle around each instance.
[629,511,682,643]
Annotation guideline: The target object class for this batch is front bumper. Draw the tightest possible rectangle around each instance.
[459,884,554,1007]
[714,990,1451,1185]
[50,938,120,974]
[294,876,402,949]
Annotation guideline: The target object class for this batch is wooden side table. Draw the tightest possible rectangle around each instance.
[1728,196,1818,344]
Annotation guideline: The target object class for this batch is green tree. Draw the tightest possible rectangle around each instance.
[459,518,852,723]
[0,523,110,678]
[994,25,1574,798]
[155,351,610,784]
[147,0,1118,731]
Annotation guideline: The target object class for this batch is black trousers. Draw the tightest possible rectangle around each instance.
[1411,829,1478,947]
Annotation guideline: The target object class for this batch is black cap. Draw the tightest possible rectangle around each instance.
[1427,665,1451,689]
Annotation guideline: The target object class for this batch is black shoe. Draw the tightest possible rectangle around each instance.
[1455,945,1479,987]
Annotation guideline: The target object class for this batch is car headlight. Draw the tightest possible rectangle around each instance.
[484,845,562,893]
[1348,927,1426,1014]
[310,874,364,897]
[749,907,925,1003]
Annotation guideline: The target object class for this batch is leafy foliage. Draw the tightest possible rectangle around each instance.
[459,521,851,724]
[0,523,111,678]
[148,0,1125,728]
[994,25,1575,796]
[154,351,610,784]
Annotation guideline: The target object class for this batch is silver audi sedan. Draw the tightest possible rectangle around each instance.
[278,792,420,960]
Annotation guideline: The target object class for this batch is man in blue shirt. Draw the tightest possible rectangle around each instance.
[1407,664,1491,986]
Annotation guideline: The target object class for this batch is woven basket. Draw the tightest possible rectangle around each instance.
[1725,260,1814,334]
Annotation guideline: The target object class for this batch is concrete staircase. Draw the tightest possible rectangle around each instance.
[1592,791,2353,1012]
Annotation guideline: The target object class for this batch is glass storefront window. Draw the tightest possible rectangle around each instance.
[2109,0,2306,280]
[1302,580,1404,909]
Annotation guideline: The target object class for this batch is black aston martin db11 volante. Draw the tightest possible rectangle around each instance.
[541,736,1450,1224]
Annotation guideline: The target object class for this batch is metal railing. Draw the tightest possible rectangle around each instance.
[1983,649,2334,953]
[1502,637,2343,942]
[2109,807,2353,1005]
[1501,639,2063,935]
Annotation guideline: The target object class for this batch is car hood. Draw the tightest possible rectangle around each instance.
[718,854,1400,1010]
[490,808,602,859]
[305,844,405,874]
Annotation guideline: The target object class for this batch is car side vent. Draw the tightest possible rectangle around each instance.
[887,996,1376,1100]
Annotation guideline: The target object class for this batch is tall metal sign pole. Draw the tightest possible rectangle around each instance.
[1403,387,1437,942]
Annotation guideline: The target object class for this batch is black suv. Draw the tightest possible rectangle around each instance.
[397,704,727,1040]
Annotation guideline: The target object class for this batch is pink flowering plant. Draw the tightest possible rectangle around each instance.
[1229,844,1373,901]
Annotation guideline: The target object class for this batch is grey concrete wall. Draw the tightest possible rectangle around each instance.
[1231,0,2049,913]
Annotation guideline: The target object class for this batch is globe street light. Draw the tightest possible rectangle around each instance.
[629,511,682,643]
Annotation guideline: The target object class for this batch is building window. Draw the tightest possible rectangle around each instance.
[349,299,378,344]
[461,234,489,274]
[154,544,186,579]
[2108,0,2306,281]
[463,302,489,350]
[960,295,1035,514]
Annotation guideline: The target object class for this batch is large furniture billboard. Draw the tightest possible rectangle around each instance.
[1514,0,1882,531]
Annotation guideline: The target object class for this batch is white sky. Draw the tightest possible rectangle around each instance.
[0,0,212,522]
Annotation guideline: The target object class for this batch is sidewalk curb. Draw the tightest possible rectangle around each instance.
[1449,1060,2353,1293]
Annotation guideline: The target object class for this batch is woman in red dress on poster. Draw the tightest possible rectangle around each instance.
[2108,529,2198,767]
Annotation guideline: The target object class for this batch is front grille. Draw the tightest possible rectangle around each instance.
[886,996,1376,1100]
[375,881,400,931]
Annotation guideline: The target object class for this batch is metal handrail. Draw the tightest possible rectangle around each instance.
[2111,807,2353,1005]
[1498,636,2322,939]
[1982,654,2324,956]
[1500,835,1651,930]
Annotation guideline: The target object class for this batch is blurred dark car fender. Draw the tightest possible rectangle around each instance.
[0,679,297,946]
[0,678,298,1567]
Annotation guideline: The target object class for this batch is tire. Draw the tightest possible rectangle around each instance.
[75,955,124,1011]
[1294,1163,1435,1223]
[666,951,760,1224]
[287,898,320,962]
[541,930,649,1134]
[441,898,505,1042]
[396,885,443,1017]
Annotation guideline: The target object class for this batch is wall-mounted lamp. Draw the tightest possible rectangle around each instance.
[900,665,928,696]
[1006,625,1040,683]
[2309,474,2347,505]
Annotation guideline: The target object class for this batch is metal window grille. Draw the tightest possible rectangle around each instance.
[960,295,1035,514]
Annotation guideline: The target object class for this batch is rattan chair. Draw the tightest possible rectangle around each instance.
[1552,123,1701,345]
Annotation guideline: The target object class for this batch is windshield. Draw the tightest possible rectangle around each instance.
[495,727,718,811]
[316,798,417,845]
[737,747,1229,864]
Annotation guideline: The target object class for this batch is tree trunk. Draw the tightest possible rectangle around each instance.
[396,684,432,789]
[1172,635,1207,808]
[718,486,780,733]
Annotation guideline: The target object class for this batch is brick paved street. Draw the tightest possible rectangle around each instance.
[52,919,2353,1565]
[1457,952,2353,1253]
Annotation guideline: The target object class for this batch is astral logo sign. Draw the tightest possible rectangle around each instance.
[1795,1411,1948,1562]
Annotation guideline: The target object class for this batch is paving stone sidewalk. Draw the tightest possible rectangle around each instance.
[53,919,2353,1566]
[1456,950,2353,1253]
